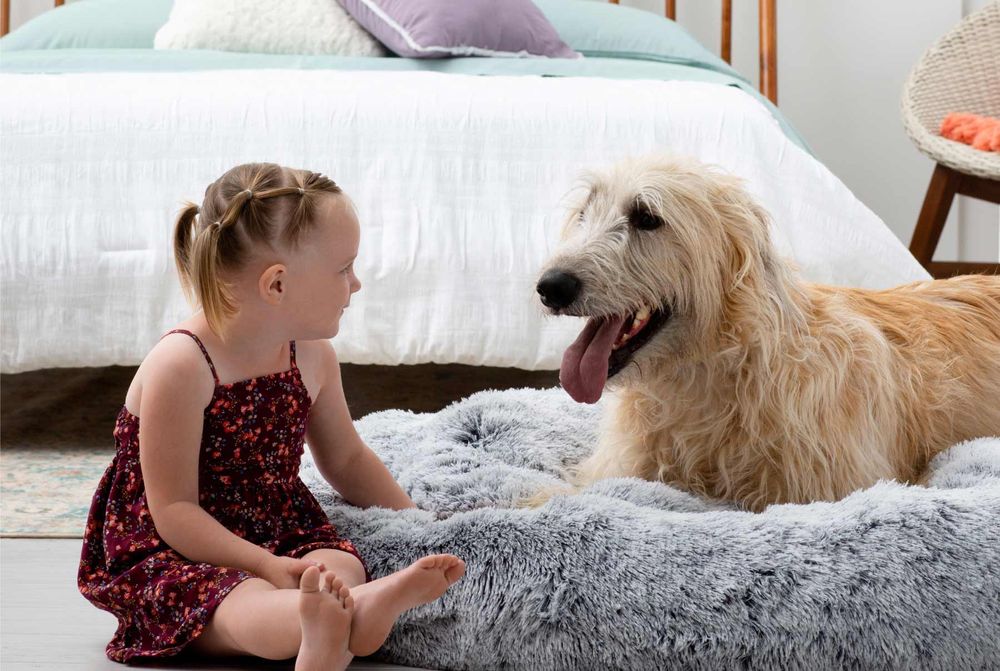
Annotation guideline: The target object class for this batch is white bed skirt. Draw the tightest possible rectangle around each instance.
[0,70,927,373]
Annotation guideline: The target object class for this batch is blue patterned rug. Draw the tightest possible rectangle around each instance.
[1,447,111,537]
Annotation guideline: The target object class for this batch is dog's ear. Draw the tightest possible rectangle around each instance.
[712,182,774,290]
[712,181,806,333]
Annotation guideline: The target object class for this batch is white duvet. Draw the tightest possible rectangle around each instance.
[0,70,927,373]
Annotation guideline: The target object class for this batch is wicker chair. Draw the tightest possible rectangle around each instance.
[902,1,1000,278]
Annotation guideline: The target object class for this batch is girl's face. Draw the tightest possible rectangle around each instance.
[282,194,362,339]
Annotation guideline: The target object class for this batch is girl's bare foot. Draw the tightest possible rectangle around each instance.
[349,554,466,657]
[295,566,354,671]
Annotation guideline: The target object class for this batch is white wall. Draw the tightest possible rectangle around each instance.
[614,0,999,263]
[9,0,999,262]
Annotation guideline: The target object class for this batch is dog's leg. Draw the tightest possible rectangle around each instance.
[572,401,657,489]
[517,435,650,509]
[515,482,578,509]
[518,397,655,507]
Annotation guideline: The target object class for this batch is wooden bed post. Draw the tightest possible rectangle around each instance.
[665,0,778,104]
[721,0,732,63]
[759,0,778,104]
[1,0,62,37]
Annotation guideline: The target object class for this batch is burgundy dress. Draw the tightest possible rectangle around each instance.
[78,329,368,663]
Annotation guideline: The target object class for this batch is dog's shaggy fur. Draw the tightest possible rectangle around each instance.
[536,155,1000,512]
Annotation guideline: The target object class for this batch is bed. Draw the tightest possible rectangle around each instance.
[0,0,928,374]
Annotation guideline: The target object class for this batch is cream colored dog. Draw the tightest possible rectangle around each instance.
[535,155,1000,512]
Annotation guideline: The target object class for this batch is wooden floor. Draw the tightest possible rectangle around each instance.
[0,538,432,671]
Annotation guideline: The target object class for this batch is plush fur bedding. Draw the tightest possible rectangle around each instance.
[302,387,1000,671]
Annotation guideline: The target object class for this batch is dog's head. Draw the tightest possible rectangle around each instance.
[538,155,780,403]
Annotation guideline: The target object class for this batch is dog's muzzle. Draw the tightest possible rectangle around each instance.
[537,270,581,310]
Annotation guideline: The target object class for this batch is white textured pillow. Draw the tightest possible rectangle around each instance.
[154,0,386,56]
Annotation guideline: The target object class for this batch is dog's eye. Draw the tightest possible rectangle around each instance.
[628,202,663,231]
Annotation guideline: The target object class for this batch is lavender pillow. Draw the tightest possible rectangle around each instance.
[337,0,580,59]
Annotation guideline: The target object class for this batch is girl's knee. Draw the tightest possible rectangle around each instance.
[302,549,366,585]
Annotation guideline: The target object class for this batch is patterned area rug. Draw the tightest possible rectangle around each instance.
[1,447,111,537]
[0,364,555,538]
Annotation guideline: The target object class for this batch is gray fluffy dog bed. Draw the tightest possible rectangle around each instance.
[300,388,1000,671]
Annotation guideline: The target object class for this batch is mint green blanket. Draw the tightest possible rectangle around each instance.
[0,0,807,150]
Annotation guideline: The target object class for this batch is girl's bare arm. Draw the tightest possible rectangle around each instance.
[304,341,416,511]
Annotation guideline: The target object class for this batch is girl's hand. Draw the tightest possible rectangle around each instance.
[257,556,326,589]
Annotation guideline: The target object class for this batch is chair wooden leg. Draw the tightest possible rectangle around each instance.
[926,261,1000,277]
[909,163,960,274]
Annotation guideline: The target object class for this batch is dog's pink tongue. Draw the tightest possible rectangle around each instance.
[560,315,625,404]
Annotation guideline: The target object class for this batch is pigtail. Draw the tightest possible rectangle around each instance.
[173,202,201,300]
[190,219,237,338]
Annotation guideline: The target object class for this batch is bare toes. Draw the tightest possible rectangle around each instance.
[421,555,464,582]
[446,560,466,584]
[300,565,321,593]
[343,593,355,610]
[337,584,351,604]
[416,554,444,570]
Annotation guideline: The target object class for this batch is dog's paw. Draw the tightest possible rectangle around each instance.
[579,478,732,513]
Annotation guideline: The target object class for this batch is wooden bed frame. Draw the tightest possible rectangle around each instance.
[1,0,778,103]
[610,0,777,103]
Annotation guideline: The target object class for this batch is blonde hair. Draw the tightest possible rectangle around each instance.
[173,163,342,336]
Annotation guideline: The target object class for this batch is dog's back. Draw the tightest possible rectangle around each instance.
[813,274,1000,472]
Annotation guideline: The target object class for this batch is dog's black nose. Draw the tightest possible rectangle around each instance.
[537,270,581,309]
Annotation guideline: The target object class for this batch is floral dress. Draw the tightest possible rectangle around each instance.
[78,329,368,663]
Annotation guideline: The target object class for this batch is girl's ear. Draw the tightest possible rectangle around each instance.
[258,263,287,305]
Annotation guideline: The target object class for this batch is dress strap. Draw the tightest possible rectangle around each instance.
[289,341,297,368]
[161,329,221,385]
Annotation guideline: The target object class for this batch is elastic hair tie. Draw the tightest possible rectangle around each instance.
[210,221,222,231]
[297,187,305,195]
[243,189,254,199]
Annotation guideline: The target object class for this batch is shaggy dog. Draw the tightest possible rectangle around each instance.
[535,155,1000,512]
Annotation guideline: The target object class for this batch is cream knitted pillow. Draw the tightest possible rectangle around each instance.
[154,0,386,56]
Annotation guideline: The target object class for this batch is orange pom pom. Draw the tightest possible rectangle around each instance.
[940,112,1000,153]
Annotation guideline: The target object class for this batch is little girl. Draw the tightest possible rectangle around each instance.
[78,163,465,671]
